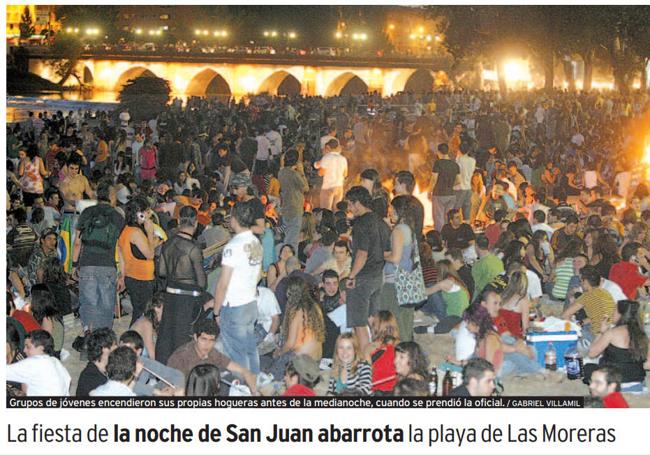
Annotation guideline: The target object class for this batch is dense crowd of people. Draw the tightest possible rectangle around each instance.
[6,87,650,406]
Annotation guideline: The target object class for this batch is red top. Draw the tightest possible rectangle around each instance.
[495,308,524,339]
[485,223,501,249]
[609,261,647,300]
[478,333,504,372]
[603,392,629,408]
[283,384,316,396]
[12,310,41,333]
[371,343,397,393]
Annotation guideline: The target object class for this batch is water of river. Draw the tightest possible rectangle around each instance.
[7,92,120,124]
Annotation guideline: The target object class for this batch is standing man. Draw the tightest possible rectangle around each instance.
[265,124,283,168]
[393,170,424,237]
[278,149,309,251]
[156,206,206,364]
[59,154,94,232]
[72,180,124,334]
[315,139,348,211]
[431,143,460,231]
[213,201,263,374]
[455,141,476,222]
[345,186,387,352]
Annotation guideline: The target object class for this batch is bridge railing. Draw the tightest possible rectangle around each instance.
[22,45,451,67]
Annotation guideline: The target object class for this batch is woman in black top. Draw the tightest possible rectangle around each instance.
[584,300,648,385]
[155,206,207,364]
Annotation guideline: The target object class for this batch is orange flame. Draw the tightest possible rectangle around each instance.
[413,183,433,228]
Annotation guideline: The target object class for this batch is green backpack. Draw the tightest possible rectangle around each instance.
[80,208,121,252]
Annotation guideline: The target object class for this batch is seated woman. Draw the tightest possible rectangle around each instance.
[29,284,64,357]
[363,310,400,393]
[420,260,470,334]
[584,300,648,386]
[464,302,542,379]
[494,271,530,340]
[268,277,325,379]
[131,295,163,361]
[327,333,372,395]
[266,244,295,291]
[526,230,553,284]
[394,341,431,384]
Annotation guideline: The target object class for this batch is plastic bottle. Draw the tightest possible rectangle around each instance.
[564,347,582,380]
[442,370,453,396]
[429,367,438,396]
[545,342,557,371]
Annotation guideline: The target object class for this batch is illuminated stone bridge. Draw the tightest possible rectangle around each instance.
[27,51,452,98]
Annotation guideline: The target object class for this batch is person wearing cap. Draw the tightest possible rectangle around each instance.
[26,227,59,289]
[282,354,320,396]
[231,174,266,235]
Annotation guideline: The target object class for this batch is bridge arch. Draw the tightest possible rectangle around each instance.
[258,71,302,96]
[325,72,369,97]
[82,65,94,85]
[186,69,232,99]
[403,69,435,93]
[114,66,158,91]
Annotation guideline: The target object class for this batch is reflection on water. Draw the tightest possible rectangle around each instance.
[7,90,240,124]
[7,90,157,124]
[38,91,122,102]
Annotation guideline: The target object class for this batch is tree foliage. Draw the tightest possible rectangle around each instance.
[47,34,85,86]
[19,6,35,39]
[118,76,171,122]
[429,5,650,93]
[55,5,120,40]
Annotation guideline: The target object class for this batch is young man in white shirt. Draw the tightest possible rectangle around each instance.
[6,330,71,396]
[265,126,283,162]
[90,346,142,397]
[314,139,348,210]
[455,141,476,222]
[531,209,555,238]
[213,201,263,374]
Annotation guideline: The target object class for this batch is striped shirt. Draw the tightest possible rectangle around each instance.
[552,258,574,300]
[576,288,616,337]
[328,361,372,395]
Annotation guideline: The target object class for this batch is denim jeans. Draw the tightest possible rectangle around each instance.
[500,351,542,378]
[454,189,472,222]
[432,195,456,231]
[78,266,117,331]
[220,300,260,374]
[421,291,447,321]
[283,215,302,252]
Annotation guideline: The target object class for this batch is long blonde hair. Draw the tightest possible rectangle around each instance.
[501,270,528,304]
[332,333,363,377]
[281,277,325,345]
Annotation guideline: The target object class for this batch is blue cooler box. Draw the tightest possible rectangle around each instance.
[526,331,578,368]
